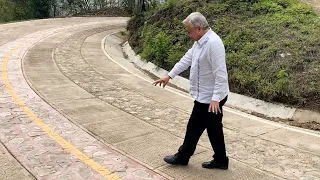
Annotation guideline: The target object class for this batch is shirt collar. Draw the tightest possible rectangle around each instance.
[197,29,212,46]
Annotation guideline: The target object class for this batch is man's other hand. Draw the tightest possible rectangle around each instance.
[208,100,221,114]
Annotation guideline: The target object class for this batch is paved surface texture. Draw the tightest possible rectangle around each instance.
[0,17,320,180]
[0,142,35,180]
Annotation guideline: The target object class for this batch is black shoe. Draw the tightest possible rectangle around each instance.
[202,157,229,170]
[164,153,189,165]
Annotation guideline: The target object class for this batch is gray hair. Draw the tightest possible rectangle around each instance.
[183,12,209,29]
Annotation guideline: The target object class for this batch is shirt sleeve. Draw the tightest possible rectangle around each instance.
[208,42,229,102]
[168,45,194,79]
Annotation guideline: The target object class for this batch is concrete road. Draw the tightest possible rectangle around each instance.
[0,17,319,180]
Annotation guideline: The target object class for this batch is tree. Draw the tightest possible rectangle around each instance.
[137,0,146,13]
[50,0,57,18]
[122,0,136,15]
[31,0,51,18]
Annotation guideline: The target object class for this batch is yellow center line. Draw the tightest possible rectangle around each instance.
[2,40,121,180]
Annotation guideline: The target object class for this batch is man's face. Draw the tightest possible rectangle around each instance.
[186,21,201,41]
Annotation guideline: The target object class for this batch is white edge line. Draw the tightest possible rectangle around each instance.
[101,33,320,138]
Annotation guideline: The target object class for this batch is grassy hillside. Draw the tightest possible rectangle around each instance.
[127,0,320,111]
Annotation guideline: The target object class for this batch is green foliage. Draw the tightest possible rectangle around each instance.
[127,0,320,109]
[141,31,171,68]
[251,1,284,14]
[0,0,14,22]
[31,0,51,19]
[127,13,146,53]
[122,0,136,15]
[275,69,290,97]
[0,0,51,23]
[164,0,181,8]
[120,30,127,36]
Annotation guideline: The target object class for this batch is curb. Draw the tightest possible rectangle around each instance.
[122,41,320,124]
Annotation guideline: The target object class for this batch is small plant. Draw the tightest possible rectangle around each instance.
[275,69,289,96]
[120,30,127,36]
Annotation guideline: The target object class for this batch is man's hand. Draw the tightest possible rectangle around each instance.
[153,75,171,88]
[208,100,221,114]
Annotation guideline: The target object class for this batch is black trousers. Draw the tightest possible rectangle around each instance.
[178,96,228,163]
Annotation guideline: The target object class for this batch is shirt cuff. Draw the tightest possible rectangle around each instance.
[211,94,221,102]
[168,71,176,79]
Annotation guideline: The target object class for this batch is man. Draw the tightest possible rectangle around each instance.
[153,12,229,170]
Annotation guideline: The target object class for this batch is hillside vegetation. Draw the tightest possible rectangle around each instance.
[0,0,136,23]
[127,0,320,111]
[0,0,51,23]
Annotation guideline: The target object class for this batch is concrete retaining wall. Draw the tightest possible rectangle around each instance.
[123,41,320,123]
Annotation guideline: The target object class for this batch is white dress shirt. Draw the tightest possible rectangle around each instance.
[168,29,229,104]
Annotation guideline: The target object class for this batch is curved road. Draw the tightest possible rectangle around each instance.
[0,17,320,180]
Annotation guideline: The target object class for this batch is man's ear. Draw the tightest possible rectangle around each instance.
[197,26,202,32]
